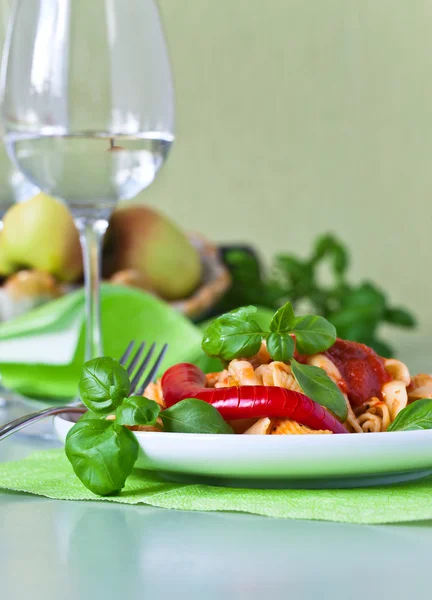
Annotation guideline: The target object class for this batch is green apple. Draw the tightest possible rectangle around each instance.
[2,193,82,282]
[105,205,202,300]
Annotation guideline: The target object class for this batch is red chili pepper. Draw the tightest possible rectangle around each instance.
[161,363,348,434]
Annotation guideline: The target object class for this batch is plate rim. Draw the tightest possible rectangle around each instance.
[53,413,432,443]
[53,414,432,487]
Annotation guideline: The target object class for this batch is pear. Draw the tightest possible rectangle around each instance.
[0,230,15,276]
[106,205,202,300]
[2,193,83,282]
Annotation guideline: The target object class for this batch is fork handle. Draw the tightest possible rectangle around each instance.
[0,406,86,442]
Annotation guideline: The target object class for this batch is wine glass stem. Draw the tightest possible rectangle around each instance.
[74,217,109,361]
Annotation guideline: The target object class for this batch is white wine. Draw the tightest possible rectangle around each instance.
[5,133,173,212]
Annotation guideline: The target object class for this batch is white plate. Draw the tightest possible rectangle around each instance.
[54,414,432,489]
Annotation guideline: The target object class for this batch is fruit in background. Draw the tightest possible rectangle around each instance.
[105,205,202,300]
[0,231,15,276]
[1,193,82,282]
[0,270,63,322]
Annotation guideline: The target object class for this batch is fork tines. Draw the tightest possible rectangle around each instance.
[120,341,168,396]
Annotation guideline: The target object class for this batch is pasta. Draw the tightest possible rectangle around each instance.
[228,360,262,386]
[407,374,432,402]
[354,398,391,433]
[381,380,408,420]
[384,358,411,386]
[143,341,423,435]
[255,362,302,391]
[268,418,332,435]
[242,417,332,435]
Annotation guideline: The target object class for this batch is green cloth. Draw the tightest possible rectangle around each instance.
[0,284,219,400]
[1,449,432,524]
[0,288,272,401]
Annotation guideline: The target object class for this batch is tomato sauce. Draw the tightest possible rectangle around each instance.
[324,339,391,407]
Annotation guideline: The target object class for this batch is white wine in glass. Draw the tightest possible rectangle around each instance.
[1,0,174,367]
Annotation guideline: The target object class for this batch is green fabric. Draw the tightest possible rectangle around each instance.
[1,449,432,524]
[0,284,216,400]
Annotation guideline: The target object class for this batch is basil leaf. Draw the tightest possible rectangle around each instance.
[331,283,386,331]
[313,234,349,275]
[332,245,348,275]
[78,357,131,414]
[290,315,336,354]
[269,302,295,332]
[290,359,347,421]
[275,254,312,288]
[328,309,377,341]
[267,332,295,362]
[202,310,264,360]
[227,305,258,319]
[65,416,138,496]
[160,398,234,434]
[387,399,432,432]
[115,396,161,426]
[72,410,105,422]
[384,307,416,328]
[216,249,284,312]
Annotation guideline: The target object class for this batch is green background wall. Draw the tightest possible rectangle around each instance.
[136,0,432,362]
[1,0,431,365]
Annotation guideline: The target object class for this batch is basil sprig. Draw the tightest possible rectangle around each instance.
[387,399,432,432]
[202,302,345,418]
[66,358,235,496]
[216,235,416,357]
[203,301,336,363]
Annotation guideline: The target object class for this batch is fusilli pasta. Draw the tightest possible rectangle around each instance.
[143,342,415,435]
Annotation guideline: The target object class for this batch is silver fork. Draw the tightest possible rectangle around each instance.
[0,341,168,442]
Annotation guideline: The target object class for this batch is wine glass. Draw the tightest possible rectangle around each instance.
[0,0,174,367]
[0,0,38,221]
[0,0,38,409]
[0,0,38,219]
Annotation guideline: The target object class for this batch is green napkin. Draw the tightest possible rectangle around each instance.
[0,284,217,400]
[1,449,432,524]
